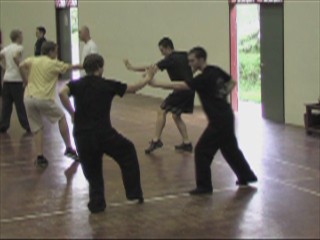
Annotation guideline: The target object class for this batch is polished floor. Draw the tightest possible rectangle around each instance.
[0,93,319,239]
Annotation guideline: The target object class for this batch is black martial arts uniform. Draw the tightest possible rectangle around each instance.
[186,65,257,191]
[68,75,143,213]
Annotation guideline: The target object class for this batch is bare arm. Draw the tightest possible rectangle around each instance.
[14,51,28,84]
[63,64,83,72]
[71,64,83,70]
[148,79,190,91]
[19,59,31,86]
[126,66,157,94]
[54,63,83,77]
[0,53,5,69]
[13,51,22,67]
[59,85,75,122]
[123,59,150,72]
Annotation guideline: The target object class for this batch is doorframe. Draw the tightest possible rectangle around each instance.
[229,3,238,112]
[229,0,284,113]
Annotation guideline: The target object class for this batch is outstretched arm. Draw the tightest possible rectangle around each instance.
[125,66,158,94]
[53,61,83,77]
[148,78,190,91]
[123,59,151,72]
[71,64,83,70]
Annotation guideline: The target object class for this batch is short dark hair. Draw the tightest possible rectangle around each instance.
[189,47,207,61]
[83,54,104,74]
[10,30,22,42]
[37,26,46,35]
[41,41,57,55]
[158,37,174,49]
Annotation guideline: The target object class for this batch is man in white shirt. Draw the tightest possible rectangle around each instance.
[0,29,30,133]
[79,26,98,76]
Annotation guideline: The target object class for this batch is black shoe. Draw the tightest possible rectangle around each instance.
[34,155,49,168]
[128,196,144,204]
[175,142,193,152]
[145,140,163,154]
[88,201,106,214]
[88,204,106,214]
[90,207,106,214]
[189,188,213,195]
[64,147,80,162]
[236,175,258,186]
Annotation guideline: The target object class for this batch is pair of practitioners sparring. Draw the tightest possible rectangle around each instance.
[59,40,257,213]
[124,37,195,154]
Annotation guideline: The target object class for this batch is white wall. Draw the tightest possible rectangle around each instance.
[78,0,230,100]
[284,0,320,126]
[0,0,56,58]
[1,0,319,126]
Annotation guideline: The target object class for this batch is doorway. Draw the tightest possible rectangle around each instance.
[230,0,284,123]
[237,4,262,117]
[55,0,80,80]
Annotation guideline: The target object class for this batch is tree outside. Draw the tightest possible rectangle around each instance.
[237,5,261,103]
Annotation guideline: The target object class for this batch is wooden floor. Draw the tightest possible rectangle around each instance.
[0,93,319,239]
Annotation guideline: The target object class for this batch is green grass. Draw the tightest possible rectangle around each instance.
[239,81,261,103]
[238,32,261,103]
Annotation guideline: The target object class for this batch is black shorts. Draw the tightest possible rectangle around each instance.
[161,90,195,115]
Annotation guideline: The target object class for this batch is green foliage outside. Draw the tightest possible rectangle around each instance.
[239,31,261,103]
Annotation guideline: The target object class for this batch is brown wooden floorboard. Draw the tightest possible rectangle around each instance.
[0,92,319,239]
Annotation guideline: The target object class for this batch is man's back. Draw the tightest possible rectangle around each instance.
[68,76,127,132]
[1,43,23,81]
[25,56,70,100]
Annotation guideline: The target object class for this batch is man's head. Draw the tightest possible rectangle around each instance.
[36,27,46,39]
[10,30,23,44]
[79,26,90,42]
[83,54,104,76]
[41,41,58,59]
[158,37,174,57]
[188,47,207,72]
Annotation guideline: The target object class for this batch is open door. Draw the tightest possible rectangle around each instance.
[260,3,284,123]
[55,0,79,80]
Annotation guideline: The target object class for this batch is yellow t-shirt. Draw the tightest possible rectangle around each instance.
[24,56,70,100]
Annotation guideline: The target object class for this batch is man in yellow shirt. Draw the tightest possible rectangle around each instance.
[20,41,82,167]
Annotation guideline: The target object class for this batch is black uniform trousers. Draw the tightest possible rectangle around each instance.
[74,128,143,210]
[0,82,30,131]
[194,113,256,190]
